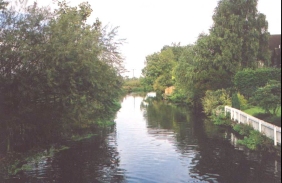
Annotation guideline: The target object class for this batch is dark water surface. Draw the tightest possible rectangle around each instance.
[3,94,281,183]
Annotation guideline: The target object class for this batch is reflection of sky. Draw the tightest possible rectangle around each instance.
[115,95,199,182]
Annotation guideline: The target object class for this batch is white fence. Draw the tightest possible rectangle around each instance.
[225,106,281,146]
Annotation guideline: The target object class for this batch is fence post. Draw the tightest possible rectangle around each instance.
[274,127,277,146]
[259,121,262,132]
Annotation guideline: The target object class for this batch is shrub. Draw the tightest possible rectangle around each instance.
[234,68,281,99]
[237,93,248,110]
[211,112,231,126]
[237,130,273,150]
[233,124,253,136]
[250,80,281,115]
[202,89,231,116]
[168,88,186,103]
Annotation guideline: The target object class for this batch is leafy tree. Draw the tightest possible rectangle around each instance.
[0,1,52,111]
[251,80,281,115]
[142,46,178,94]
[43,1,124,124]
[173,0,271,107]
[174,45,197,105]
[0,0,125,152]
[234,68,281,98]
[210,0,270,69]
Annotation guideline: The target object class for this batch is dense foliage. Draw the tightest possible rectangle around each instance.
[122,77,144,93]
[142,0,271,110]
[251,80,281,115]
[141,44,184,94]
[234,68,281,98]
[0,0,124,152]
[201,89,231,116]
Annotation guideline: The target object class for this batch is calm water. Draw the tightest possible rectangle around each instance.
[3,94,281,183]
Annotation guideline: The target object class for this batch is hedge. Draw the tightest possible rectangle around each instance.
[234,68,281,98]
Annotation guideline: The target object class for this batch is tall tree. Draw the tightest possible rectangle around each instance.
[0,0,124,151]
[210,0,270,69]
[174,0,271,107]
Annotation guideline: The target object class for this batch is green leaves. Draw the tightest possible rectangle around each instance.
[142,46,178,93]
[0,1,124,131]
[234,68,281,98]
[251,80,281,115]
[201,89,231,116]
[211,0,270,69]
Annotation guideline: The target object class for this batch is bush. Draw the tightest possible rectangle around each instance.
[237,130,273,150]
[250,80,281,115]
[167,88,186,103]
[211,112,231,126]
[233,124,253,136]
[202,89,231,116]
[234,68,281,99]
[237,93,248,110]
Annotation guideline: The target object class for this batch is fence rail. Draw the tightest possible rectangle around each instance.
[225,106,281,146]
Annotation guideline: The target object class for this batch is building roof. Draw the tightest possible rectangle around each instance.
[269,34,281,50]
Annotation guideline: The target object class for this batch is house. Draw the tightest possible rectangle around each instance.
[269,34,281,68]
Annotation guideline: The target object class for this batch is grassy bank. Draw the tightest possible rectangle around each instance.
[244,106,281,127]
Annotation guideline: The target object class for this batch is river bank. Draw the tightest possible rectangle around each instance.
[0,94,280,182]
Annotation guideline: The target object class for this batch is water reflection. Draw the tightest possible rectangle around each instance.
[139,95,281,183]
[1,94,281,183]
[2,127,126,183]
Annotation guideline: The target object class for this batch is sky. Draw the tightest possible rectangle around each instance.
[27,0,281,78]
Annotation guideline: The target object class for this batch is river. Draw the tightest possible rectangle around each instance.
[3,94,281,183]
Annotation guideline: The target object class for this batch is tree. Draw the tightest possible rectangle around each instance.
[44,1,124,123]
[251,80,281,115]
[0,0,125,152]
[142,46,177,94]
[210,0,270,69]
[173,0,271,108]
[174,45,197,105]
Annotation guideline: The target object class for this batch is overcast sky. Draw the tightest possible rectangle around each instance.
[32,0,281,77]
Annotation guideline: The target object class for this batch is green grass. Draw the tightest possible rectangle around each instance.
[243,106,281,126]
[243,106,265,116]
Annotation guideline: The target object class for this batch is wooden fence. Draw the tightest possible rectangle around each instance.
[225,106,281,146]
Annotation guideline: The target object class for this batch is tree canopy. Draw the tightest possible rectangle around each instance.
[141,0,272,109]
[0,0,125,151]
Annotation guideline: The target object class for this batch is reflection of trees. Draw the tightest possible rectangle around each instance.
[190,117,281,183]
[2,126,126,182]
[141,100,281,183]
[52,127,126,183]
[142,100,199,153]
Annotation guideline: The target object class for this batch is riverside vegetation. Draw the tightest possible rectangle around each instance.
[140,0,281,151]
[0,0,124,177]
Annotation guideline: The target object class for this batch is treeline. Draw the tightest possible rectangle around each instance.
[142,0,281,113]
[0,0,124,152]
